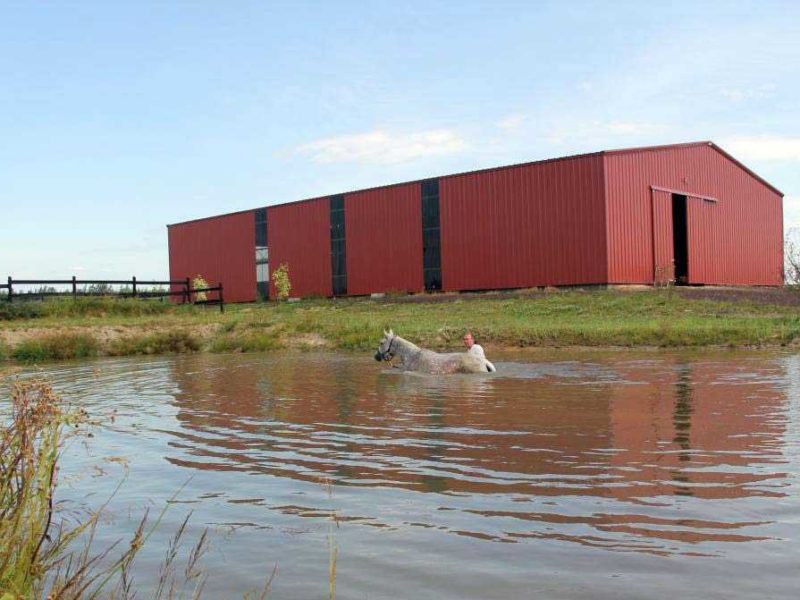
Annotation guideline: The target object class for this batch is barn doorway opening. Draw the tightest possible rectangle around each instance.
[671,194,688,284]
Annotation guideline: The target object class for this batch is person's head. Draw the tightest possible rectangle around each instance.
[462,331,474,349]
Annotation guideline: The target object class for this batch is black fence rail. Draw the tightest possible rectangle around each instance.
[1,276,224,312]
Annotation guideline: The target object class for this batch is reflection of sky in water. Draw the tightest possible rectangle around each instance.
[5,350,800,599]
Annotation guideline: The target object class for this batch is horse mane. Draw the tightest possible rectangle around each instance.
[392,334,420,353]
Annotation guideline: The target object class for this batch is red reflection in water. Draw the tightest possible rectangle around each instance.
[160,352,790,553]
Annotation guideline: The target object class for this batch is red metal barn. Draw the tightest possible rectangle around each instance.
[167,141,784,300]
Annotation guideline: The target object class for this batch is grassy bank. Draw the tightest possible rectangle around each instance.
[1,289,800,363]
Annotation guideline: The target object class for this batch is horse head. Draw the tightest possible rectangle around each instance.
[374,329,397,362]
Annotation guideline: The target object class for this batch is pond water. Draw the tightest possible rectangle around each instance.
[9,350,800,598]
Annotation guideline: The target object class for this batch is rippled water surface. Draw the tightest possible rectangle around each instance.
[9,350,800,598]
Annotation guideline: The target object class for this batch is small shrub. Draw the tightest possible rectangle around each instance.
[271,263,291,301]
[108,331,201,356]
[209,331,283,353]
[11,334,100,363]
[192,274,209,302]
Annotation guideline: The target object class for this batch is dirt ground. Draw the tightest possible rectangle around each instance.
[676,286,800,307]
[0,323,220,347]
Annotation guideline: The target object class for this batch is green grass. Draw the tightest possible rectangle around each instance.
[1,289,800,363]
[0,302,44,321]
[0,296,186,321]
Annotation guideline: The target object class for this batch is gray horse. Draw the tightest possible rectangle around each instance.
[374,330,496,374]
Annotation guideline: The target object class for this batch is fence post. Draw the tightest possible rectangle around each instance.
[72,275,77,299]
[132,276,137,298]
[185,277,191,304]
[7,277,11,303]
[219,283,224,313]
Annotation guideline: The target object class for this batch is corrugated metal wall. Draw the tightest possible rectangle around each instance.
[167,211,256,303]
[267,198,331,297]
[439,154,608,291]
[605,144,783,285]
[345,183,424,295]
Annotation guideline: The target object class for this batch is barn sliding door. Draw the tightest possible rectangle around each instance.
[651,189,674,284]
[687,197,718,284]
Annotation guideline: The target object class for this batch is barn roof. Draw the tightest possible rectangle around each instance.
[168,140,782,227]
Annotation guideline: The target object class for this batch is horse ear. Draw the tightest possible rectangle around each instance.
[383,329,389,337]
[388,328,394,336]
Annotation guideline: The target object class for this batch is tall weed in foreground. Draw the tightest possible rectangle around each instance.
[0,378,87,596]
[0,379,275,599]
[316,476,339,600]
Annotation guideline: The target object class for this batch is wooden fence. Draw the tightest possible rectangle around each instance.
[0,276,224,312]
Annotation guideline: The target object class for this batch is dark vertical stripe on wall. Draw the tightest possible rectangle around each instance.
[330,195,347,295]
[255,208,267,246]
[421,180,442,291]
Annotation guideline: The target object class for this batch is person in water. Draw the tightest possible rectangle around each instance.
[463,331,496,371]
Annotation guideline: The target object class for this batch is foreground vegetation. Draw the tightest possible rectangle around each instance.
[0,377,274,599]
[1,289,800,363]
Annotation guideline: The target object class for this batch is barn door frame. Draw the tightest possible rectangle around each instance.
[649,186,718,286]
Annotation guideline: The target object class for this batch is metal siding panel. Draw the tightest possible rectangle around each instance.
[439,154,607,291]
[605,145,783,285]
[167,211,257,303]
[652,189,674,284]
[267,198,331,298]
[345,183,424,295]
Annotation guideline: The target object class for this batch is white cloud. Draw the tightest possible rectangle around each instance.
[722,136,800,162]
[295,128,469,164]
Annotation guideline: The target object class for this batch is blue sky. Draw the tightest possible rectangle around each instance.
[1,0,799,279]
